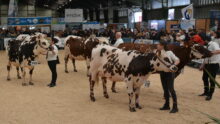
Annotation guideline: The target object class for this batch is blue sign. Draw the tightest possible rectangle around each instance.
[8,17,52,26]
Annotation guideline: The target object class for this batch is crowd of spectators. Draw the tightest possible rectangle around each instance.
[0,27,220,50]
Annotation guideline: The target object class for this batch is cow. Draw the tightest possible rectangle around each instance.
[89,44,178,112]
[7,34,50,86]
[105,42,212,113]
[110,42,212,93]
[64,35,109,75]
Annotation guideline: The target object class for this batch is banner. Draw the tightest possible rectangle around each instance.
[82,22,100,30]
[8,17,52,26]
[180,19,195,31]
[210,10,220,31]
[181,4,193,20]
[8,0,18,17]
[65,9,83,23]
[52,18,65,24]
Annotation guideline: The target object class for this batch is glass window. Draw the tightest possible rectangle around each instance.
[152,0,162,9]
[172,0,190,6]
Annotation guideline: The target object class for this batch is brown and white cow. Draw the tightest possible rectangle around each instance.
[89,44,178,112]
[64,35,109,75]
[7,33,50,86]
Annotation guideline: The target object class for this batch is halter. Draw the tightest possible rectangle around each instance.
[37,40,49,50]
[153,51,173,69]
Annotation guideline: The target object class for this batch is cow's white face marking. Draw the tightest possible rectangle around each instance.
[34,39,50,55]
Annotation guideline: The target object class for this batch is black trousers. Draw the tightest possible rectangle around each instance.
[160,72,177,105]
[202,64,219,96]
[48,60,57,84]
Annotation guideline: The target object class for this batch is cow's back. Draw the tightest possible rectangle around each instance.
[65,36,86,60]
[91,44,138,81]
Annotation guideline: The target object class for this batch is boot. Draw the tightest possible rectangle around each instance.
[205,93,213,101]
[170,103,178,113]
[160,102,170,110]
[199,89,209,96]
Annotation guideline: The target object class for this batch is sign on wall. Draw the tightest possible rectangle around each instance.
[65,9,83,23]
[180,19,195,31]
[8,17,52,26]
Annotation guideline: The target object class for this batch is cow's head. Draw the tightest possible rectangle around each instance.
[33,36,50,55]
[152,50,178,72]
[190,44,212,59]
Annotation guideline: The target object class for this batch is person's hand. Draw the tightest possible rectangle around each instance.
[199,64,204,71]
[49,46,54,51]
[212,51,217,55]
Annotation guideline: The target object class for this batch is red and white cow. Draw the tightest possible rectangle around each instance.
[89,44,178,112]
[64,35,109,75]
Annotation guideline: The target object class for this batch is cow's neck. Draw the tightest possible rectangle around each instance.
[174,47,191,77]
[125,53,155,77]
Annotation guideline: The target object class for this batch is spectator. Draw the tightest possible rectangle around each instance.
[113,32,124,47]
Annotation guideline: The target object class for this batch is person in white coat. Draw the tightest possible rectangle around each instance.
[199,35,220,100]
[113,32,124,47]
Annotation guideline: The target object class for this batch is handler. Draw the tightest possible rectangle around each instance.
[47,38,59,87]
[157,41,180,113]
[199,34,220,101]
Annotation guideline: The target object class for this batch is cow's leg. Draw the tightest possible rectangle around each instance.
[89,74,97,102]
[135,86,142,109]
[16,66,22,79]
[64,55,69,73]
[21,67,27,86]
[126,79,136,112]
[29,67,34,85]
[7,63,11,81]
[86,59,90,77]
[102,77,109,99]
[72,59,77,72]
[111,81,118,93]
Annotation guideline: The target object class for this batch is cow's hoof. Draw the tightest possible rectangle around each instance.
[74,70,78,72]
[90,97,96,102]
[129,107,136,112]
[111,89,117,93]
[17,76,22,79]
[65,70,69,73]
[136,104,142,109]
[29,82,34,85]
[7,78,11,81]
[104,94,109,99]
[22,83,27,86]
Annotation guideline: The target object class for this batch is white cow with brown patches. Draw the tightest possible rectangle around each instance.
[89,44,178,112]
[7,33,50,86]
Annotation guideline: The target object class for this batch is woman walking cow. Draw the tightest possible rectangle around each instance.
[157,41,180,113]
[47,38,59,87]
[199,34,220,100]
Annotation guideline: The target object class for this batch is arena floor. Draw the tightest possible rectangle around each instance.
[0,50,220,124]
